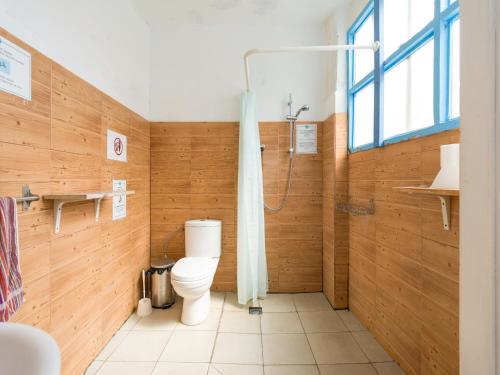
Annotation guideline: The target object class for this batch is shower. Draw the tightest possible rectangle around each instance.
[262,94,309,213]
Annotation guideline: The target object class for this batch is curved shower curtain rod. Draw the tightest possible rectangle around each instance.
[244,41,380,91]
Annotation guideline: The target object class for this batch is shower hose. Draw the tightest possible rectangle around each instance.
[263,149,294,214]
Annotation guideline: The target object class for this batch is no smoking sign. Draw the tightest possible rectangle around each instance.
[107,129,127,162]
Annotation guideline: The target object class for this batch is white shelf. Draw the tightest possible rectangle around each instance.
[43,191,135,234]
[393,186,459,231]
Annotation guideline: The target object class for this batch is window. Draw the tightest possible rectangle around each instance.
[348,0,460,151]
[384,39,434,139]
[353,14,374,83]
[450,18,460,118]
[353,83,374,147]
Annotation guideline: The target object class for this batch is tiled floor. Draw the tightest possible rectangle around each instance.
[85,293,407,375]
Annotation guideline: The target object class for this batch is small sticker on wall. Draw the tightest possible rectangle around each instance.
[107,129,127,162]
[296,124,317,154]
[0,36,31,100]
[112,180,127,221]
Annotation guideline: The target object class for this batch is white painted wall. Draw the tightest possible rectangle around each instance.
[0,0,151,118]
[460,0,498,374]
[323,0,371,118]
[149,24,328,122]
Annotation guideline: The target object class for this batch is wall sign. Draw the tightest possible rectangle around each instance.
[296,124,317,154]
[112,180,127,221]
[107,129,127,162]
[0,36,31,100]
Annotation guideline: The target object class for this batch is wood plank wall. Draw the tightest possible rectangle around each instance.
[348,130,460,375]
[322,114,349,308]
[0,28,151,375]
[150,121,323,292]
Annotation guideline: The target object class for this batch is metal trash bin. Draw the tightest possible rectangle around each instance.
[147,257,176,308]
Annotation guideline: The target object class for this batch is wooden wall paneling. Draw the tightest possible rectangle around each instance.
[150,121,323,292]
[0,27,150,375]
[322,114,349,308]
[347,129,460,375]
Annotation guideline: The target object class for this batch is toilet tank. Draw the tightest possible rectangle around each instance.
[185,219,221,258]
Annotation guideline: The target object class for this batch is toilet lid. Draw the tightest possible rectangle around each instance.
[171,257,217,282]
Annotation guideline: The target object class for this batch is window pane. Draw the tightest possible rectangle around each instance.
[450,19,460,118]
[353,83,374,147]
[384,40,434,139]
[384,0,434,57]
[354,14,374,82]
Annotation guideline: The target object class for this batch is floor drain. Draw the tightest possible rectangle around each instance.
[249,306,263,315]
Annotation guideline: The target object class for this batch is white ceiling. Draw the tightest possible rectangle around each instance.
[132,0,349,27]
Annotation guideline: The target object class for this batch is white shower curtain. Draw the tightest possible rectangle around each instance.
[237,91,268,305]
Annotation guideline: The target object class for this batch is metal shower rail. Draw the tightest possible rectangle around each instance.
[244,42,380,91]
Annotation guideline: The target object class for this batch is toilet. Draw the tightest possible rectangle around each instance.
[171,219,221,325]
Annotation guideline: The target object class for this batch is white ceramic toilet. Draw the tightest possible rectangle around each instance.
[171,219,221,325]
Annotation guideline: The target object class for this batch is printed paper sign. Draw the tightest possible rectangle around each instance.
[107,129,127,162]
[296,124,317,154]
[112,180,127,221]
[0,36,31,100]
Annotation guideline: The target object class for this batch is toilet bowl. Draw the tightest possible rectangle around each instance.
[171,220,221,325]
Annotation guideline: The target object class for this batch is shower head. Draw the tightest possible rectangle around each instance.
[295,105,310,118]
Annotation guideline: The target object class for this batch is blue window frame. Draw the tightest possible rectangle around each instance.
[348,0,460,152]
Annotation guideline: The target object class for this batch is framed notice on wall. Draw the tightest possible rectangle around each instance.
[0,36,31,100]
[296,124,317,154]
[112,180,127,221]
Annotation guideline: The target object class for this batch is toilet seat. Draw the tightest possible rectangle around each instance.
[171,257,218,282]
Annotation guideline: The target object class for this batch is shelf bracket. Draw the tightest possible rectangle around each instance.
[94,197,103,222]
[438,195,451,231]
[53,200,65,234]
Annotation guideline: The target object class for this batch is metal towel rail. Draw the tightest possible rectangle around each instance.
[14,185,40,210]
[336,199,375,216]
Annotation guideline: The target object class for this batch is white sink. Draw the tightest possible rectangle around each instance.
[0,323,60,375]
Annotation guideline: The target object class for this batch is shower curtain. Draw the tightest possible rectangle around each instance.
[237,91,268,305]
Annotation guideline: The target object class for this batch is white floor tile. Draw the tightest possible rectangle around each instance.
[153,362,209,375]
[264,365,320,375]
[293,294,332,312]
[176,308,222,331]
[259,294,296,312]
[91,293,400,375]
[352,332,392,362]
[133,308,180,331]
[209,364,264,375]
[119,313,140,331]
[211,292,225,309]
[299,311,348,333]
[109,331,172,362]
[307,333,369,365]
[318,364,377,375]
[160,331,216,363]
[372,362,406,375]
[262,334,315,365]
[212,333,263,364]
[336,310,367,332]
[96,331,129,361]
[261,313,303,334]
[84,361,104,375]
[224,293,260,311]
[96,362,156,375]
[219,311,261,333]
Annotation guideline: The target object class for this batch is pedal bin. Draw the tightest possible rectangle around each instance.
[147,257,176,308]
